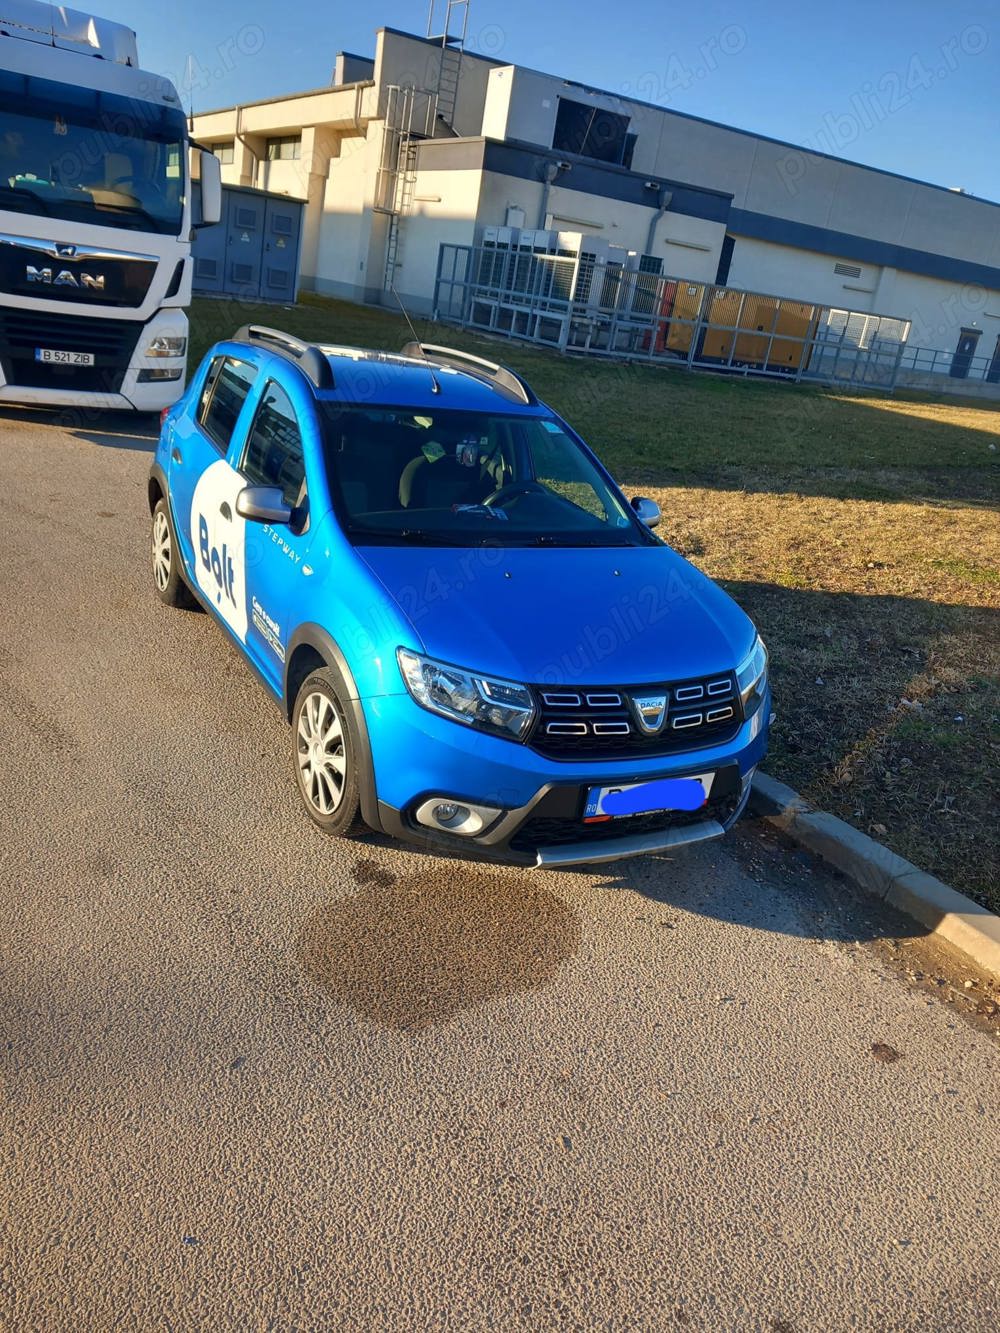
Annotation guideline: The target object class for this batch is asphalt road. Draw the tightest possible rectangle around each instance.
[0,406,997,1332]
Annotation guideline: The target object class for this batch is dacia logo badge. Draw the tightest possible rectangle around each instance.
[631,692,668,734]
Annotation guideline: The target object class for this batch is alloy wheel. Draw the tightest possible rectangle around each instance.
[297,691,348,814]
[152,509,172,592]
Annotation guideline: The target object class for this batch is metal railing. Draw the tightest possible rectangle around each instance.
[897,344,1000,383]
[432,242,999,392]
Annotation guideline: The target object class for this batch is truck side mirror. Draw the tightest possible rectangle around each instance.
[195,151,222,229]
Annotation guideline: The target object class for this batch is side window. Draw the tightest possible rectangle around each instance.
[197,356,258,453]
[241,381,306,507]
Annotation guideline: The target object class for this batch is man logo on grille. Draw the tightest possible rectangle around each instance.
[631,692,668,734]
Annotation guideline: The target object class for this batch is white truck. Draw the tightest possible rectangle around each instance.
[0,0,222,410]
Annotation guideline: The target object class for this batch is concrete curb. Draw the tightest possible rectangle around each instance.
[749,772,1000,979]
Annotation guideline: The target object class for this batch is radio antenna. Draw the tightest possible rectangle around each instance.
[391,282,439,391]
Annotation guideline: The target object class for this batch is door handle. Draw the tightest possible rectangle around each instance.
[171,447,182,463]
[219,501,232,520]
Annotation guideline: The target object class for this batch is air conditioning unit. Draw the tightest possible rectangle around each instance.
[482,225,515,248]
[518,229,555,252]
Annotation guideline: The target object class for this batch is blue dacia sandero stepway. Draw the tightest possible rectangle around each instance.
[149,326,770,867]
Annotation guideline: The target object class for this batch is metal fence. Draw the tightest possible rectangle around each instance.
[432,242,997,392]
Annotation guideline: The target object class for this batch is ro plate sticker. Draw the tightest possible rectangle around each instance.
[191,459,248,641]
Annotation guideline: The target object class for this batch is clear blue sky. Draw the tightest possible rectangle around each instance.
[99,0,999,200]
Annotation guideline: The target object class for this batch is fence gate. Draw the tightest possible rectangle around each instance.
[192,184,304,302]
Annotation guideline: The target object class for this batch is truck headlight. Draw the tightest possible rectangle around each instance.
[397,648,536,741]
[146,335,187,358]
[736,634,768,715]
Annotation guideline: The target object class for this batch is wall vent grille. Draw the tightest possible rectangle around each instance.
[834,262,862,278]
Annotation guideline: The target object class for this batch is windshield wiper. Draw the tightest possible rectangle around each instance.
[350,526,465,545]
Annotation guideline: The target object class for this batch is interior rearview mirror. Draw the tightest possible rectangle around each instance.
[236,485,292,525]
[195,150,222,229]
[631,496,661,529]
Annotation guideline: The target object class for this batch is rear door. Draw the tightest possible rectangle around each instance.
[168,354,258,646]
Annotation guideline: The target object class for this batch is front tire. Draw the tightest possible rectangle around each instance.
[292,671,365,836]
[150,496,192,607]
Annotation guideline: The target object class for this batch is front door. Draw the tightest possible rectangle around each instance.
[168,354,258,602]
[237,377,316,692]
[261,198,301,302]
[950,328,981,379]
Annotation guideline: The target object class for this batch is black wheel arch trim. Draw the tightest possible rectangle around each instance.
[148,460,169,512]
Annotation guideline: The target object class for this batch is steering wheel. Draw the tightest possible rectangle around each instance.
[482,480,547,508]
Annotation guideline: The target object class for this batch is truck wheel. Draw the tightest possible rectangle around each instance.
[151,497,192,608]
[293,671,365,836]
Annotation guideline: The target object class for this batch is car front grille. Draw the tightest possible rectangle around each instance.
[528,671,742,759]
[0,308,143,394]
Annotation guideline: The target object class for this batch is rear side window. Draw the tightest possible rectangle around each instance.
[197,356,257,452]
[241,381,306,507]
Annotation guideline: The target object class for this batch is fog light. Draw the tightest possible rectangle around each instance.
[414,797,504,837]
[138,368,183,382]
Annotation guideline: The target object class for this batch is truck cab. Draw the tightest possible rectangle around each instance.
[0,0,221,410]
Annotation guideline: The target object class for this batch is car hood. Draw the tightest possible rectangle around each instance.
[356,543,756,686]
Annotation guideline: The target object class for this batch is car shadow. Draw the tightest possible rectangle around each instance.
[576,819,916,945]
[0,405,158,452]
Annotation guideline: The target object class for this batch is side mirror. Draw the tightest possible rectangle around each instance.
[631,496,661,529]
[195,150,222,228]
[236,485,292,525]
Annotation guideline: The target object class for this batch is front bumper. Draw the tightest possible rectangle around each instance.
[0,308,188,411]
[364,687,770,868]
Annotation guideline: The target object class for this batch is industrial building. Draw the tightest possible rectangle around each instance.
[191,17,1000,389]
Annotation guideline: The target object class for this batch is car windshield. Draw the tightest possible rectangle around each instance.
[0,72,186,235]
[320,405,653,547]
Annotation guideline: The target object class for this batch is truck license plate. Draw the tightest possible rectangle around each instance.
[34,348,95,366]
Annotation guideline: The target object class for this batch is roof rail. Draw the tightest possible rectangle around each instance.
[400,342,536,405]
[233,325,335,391]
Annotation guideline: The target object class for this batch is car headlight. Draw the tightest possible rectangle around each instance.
[397,648,536,741]
[736,634,768,715]
[146,335,187,358]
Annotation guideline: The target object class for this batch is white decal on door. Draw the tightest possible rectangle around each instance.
[191,459,248,641]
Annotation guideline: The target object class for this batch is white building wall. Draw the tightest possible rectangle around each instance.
[391,166,483,311]
[313,129,382,302]
[726,239,881,313]
[373,28,498,137]
[486,64,1000,271]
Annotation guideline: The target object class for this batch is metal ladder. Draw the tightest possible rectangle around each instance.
[378,84,423,290]
[427,0,470,132]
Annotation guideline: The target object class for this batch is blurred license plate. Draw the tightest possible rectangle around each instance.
[584,772,714,820]
[35,348,95,365]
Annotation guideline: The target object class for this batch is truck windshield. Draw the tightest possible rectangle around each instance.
[321,405,656,548]
[0,72,186,235]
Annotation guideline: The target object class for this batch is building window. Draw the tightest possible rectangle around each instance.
[266,136,302,161]
[553,97,632,165]
[212,142,235,165]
